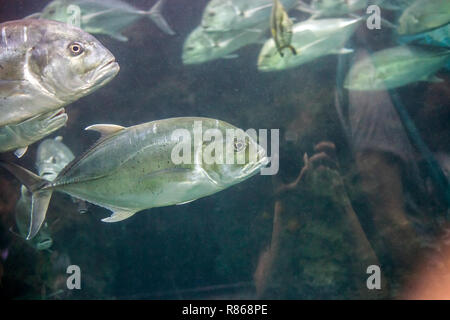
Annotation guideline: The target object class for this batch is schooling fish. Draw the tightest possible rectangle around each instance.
[270,0,297,57]
[35,0,175,40]
[258,17,360,72]
[344,45,450,91]
[0,19,119,128]
[182,24,266,64]
[397,0,450,35]
[201,0,298,33]
[1,118,268,239]
[0,109,67,158]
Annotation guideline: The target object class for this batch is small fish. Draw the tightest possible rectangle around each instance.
[0,109,67,158]
[201,0,298,33]
[344,45,450,91]
[1,118,268,239]
[183,24,266,65]
[13,137,75,250]
[258,18,360,71]
[397,0,450,35]
[270,0,297,57]
[35,136,75,181]
[0,19,119,128]
[36,0,175,41]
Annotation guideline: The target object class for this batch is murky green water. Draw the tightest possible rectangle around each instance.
[0,0,449,300]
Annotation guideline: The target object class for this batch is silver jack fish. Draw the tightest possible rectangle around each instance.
[201,0,298,33]
[183,24,266,65]
[270,0,297,57]
[0,108,68,157]
[344,45,450,91]
[1,118,268,239]
[13,137,75,251]
[35,0,175,40]
[0,19,119,128]
[397,0,450,35]
[258,17,360,72]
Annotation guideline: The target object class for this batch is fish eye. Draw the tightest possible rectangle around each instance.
[48,9,55,14]
[68,42,84,56]
[187,46,194,51]
[208,11,215,17]
[233,139,246,152]
[51,156,57,164]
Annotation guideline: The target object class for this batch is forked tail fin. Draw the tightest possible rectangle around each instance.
[0,162,52,240]
[147,0,176,35]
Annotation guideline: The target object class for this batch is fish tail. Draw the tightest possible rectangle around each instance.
[0,162,52,240]
[146,0,176,35]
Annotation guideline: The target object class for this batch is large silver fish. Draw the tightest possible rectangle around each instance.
[1,118,268,239]
[201,0,298,33]
[183,24,266,64]
[0,109,67,157]
[344,45,450,91]
[0,19,119,128]
[14,137,75,250]
[397,0,450,35]
[35,0,175,40]
[258,17,360,72]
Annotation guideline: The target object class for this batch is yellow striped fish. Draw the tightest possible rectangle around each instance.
[270,0,297,57]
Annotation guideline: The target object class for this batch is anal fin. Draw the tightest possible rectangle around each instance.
[101,209,137,223]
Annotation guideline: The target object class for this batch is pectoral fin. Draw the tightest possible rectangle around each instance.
[101,209,137,223]
[14,146,28,158]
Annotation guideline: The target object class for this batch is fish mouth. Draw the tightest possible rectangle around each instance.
[91,59,120,87]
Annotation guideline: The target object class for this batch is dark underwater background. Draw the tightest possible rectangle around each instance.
[0,0,449,299]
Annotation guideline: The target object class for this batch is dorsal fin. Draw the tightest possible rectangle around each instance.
[56,124,126,180]
[85,124,125,139]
